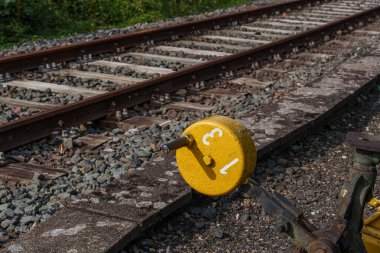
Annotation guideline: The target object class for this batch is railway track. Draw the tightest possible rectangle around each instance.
[0,0,379,151]
[0,0,379,252]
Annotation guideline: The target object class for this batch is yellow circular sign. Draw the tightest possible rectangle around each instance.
[176,116,256,196]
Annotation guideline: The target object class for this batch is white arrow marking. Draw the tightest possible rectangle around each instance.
[219,158,239,175]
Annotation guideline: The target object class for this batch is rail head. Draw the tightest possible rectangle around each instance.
[0,2,379,151]
[0,0,322,74]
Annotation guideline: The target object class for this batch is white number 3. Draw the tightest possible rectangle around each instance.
[202,128,223,146]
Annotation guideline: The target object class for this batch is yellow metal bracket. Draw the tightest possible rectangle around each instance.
[363,198,380,253]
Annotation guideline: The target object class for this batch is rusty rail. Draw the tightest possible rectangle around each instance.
[0,4,379,151]
[0,0,321,74]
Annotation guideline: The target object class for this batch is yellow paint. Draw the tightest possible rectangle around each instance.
[363,198,380,253]
[369,198,380,208]
[202,155,214,166]
[176,116,256,196]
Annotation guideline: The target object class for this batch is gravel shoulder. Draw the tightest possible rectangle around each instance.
[125,89,380,252]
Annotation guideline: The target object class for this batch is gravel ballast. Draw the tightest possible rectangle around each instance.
[0,23,379,247]
[0,0,285,58]
[0,1,379,249]
[124,89,380,253]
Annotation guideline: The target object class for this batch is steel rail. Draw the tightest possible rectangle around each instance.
[0,0,323,74]
[0,5,379,151]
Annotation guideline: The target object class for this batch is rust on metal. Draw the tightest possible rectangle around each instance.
[0,5,379,151]
[0,0,320,74]
[251,131,380,252]
[345,132,380,152]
